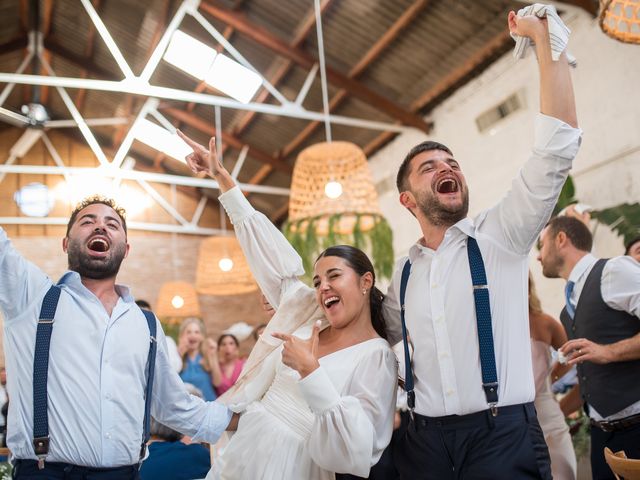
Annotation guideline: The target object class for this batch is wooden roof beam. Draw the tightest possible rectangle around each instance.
[280,0,432,160]
[43,38,120,80]
[364,27,514,157]
[199,1,431,133]
[0,36,28,55]
[159,106,293,174]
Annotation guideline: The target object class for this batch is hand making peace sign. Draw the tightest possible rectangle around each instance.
[272,320,322,379]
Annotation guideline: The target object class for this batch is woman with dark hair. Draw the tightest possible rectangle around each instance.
[212,333,245,396]
[179,131,397,480]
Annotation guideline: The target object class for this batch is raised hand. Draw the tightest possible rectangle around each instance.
[177,129,236,192]
[206,337,218,359]
[508,10,547,43]
[272,320,321,378]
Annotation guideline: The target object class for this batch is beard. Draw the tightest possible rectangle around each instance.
[541,250,563,279]
[415,187,469,227]
[66,237,127,280]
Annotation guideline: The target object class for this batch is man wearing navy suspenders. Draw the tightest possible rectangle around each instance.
[382,9,581,479]
[0,197,231,479]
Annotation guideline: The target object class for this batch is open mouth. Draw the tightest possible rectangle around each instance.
[436,177,459,194]
[87,237,110,253]
[323,296,340,310]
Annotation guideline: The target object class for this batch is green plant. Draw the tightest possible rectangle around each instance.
[283,213,394,282]
[0,461,12,479]
[554,175,640,247]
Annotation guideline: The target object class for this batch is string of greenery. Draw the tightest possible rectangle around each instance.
[283,213,394,281]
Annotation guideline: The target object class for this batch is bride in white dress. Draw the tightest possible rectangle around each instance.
[179,132,398,480]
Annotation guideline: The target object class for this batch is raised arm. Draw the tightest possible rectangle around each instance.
[0,226,51,320]
[177,131,305,308]
[480,13,581,254]
[508,11,577,128]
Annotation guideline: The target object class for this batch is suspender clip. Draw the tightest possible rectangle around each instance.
[33,436,49,469]
[489,403,498,417]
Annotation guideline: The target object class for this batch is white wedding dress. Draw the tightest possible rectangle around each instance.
[207,187,397,480]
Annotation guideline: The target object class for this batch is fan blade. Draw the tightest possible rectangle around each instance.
[0,107,31,127]
[44,117,129,128]
[10,129,44,158]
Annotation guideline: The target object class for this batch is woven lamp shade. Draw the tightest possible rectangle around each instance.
[196,236,258,296]
[155,281,201,320]
[288,141,381,226]
[600,0,640,44]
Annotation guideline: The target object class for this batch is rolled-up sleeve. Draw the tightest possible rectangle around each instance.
[481,114,582,254]
[219,186,304,308]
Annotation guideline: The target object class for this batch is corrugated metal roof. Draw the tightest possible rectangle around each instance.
[0,0,557,223]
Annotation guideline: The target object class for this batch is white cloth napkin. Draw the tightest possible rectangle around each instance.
[511,3,577,68]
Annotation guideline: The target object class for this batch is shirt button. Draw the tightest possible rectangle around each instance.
[105,432,111,439]
[440,352,449,359]
[436,316,444,323]
[446,389,454,396]
[105,393,111,400]
[431,283,438,288]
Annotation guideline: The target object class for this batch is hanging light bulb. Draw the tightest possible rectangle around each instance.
[324,181,343,199]
[171,295,185,309]
[218,257,234,272]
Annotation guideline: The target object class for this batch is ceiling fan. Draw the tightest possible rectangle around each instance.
[0,0,125,158]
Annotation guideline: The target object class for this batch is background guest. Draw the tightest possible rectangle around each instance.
[178,317,217,401]
[212,334,245,396]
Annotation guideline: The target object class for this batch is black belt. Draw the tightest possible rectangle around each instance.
[14,459,138,476]
[413,402,535,430]
[590,412,640,432]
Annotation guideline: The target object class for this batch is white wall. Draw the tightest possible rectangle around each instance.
[369,7,640,316]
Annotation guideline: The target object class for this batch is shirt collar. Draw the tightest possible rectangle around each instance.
[568,253,596,284]
[408,217,474,262]
[57,270,134,302]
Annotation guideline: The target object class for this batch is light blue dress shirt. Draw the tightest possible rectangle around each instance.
[0,227,231,467]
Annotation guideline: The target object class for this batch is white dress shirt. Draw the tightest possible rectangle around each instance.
[383,114,582,417]
[566,253,640,421]
[0,227,231,467]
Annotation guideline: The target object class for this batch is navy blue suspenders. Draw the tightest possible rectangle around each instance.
[399,236,499,417]
[33,285,158,468]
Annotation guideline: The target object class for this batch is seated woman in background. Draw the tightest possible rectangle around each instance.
[177,317,217,401]
[212,334,245,396]
[529,273,577,480]
[179,131,397,480]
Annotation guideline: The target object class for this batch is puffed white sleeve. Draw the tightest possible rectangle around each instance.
[219,186,304,309]
[299,344,398,477]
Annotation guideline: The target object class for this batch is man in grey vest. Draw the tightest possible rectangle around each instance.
[537,216,640,479]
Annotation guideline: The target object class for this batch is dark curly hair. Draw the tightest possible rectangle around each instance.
[66,195,127,236]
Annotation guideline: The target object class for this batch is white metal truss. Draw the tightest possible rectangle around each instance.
[0,0,419,233]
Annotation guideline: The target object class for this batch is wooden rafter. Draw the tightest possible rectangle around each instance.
[43,38,119,80]
[364,27,514,157]
[0,36,28,55]
[199,1,431,133]
[280,0,432,160]
[229,0,335,188]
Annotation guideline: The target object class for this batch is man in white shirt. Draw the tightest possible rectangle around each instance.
[382,11,581,480]
[538,215,640,479]
[0,197,231,479]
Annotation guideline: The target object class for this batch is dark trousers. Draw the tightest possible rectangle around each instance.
[394,402,551,480]
[590,422,640,480]
[13,460,140,480]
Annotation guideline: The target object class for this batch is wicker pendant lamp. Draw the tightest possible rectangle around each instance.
[155,281,201,321]
[196,236,258,296]
[599,0,640,44]
[283,141,393,279]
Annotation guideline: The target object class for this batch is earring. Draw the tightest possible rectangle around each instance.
[362,289,367,295]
